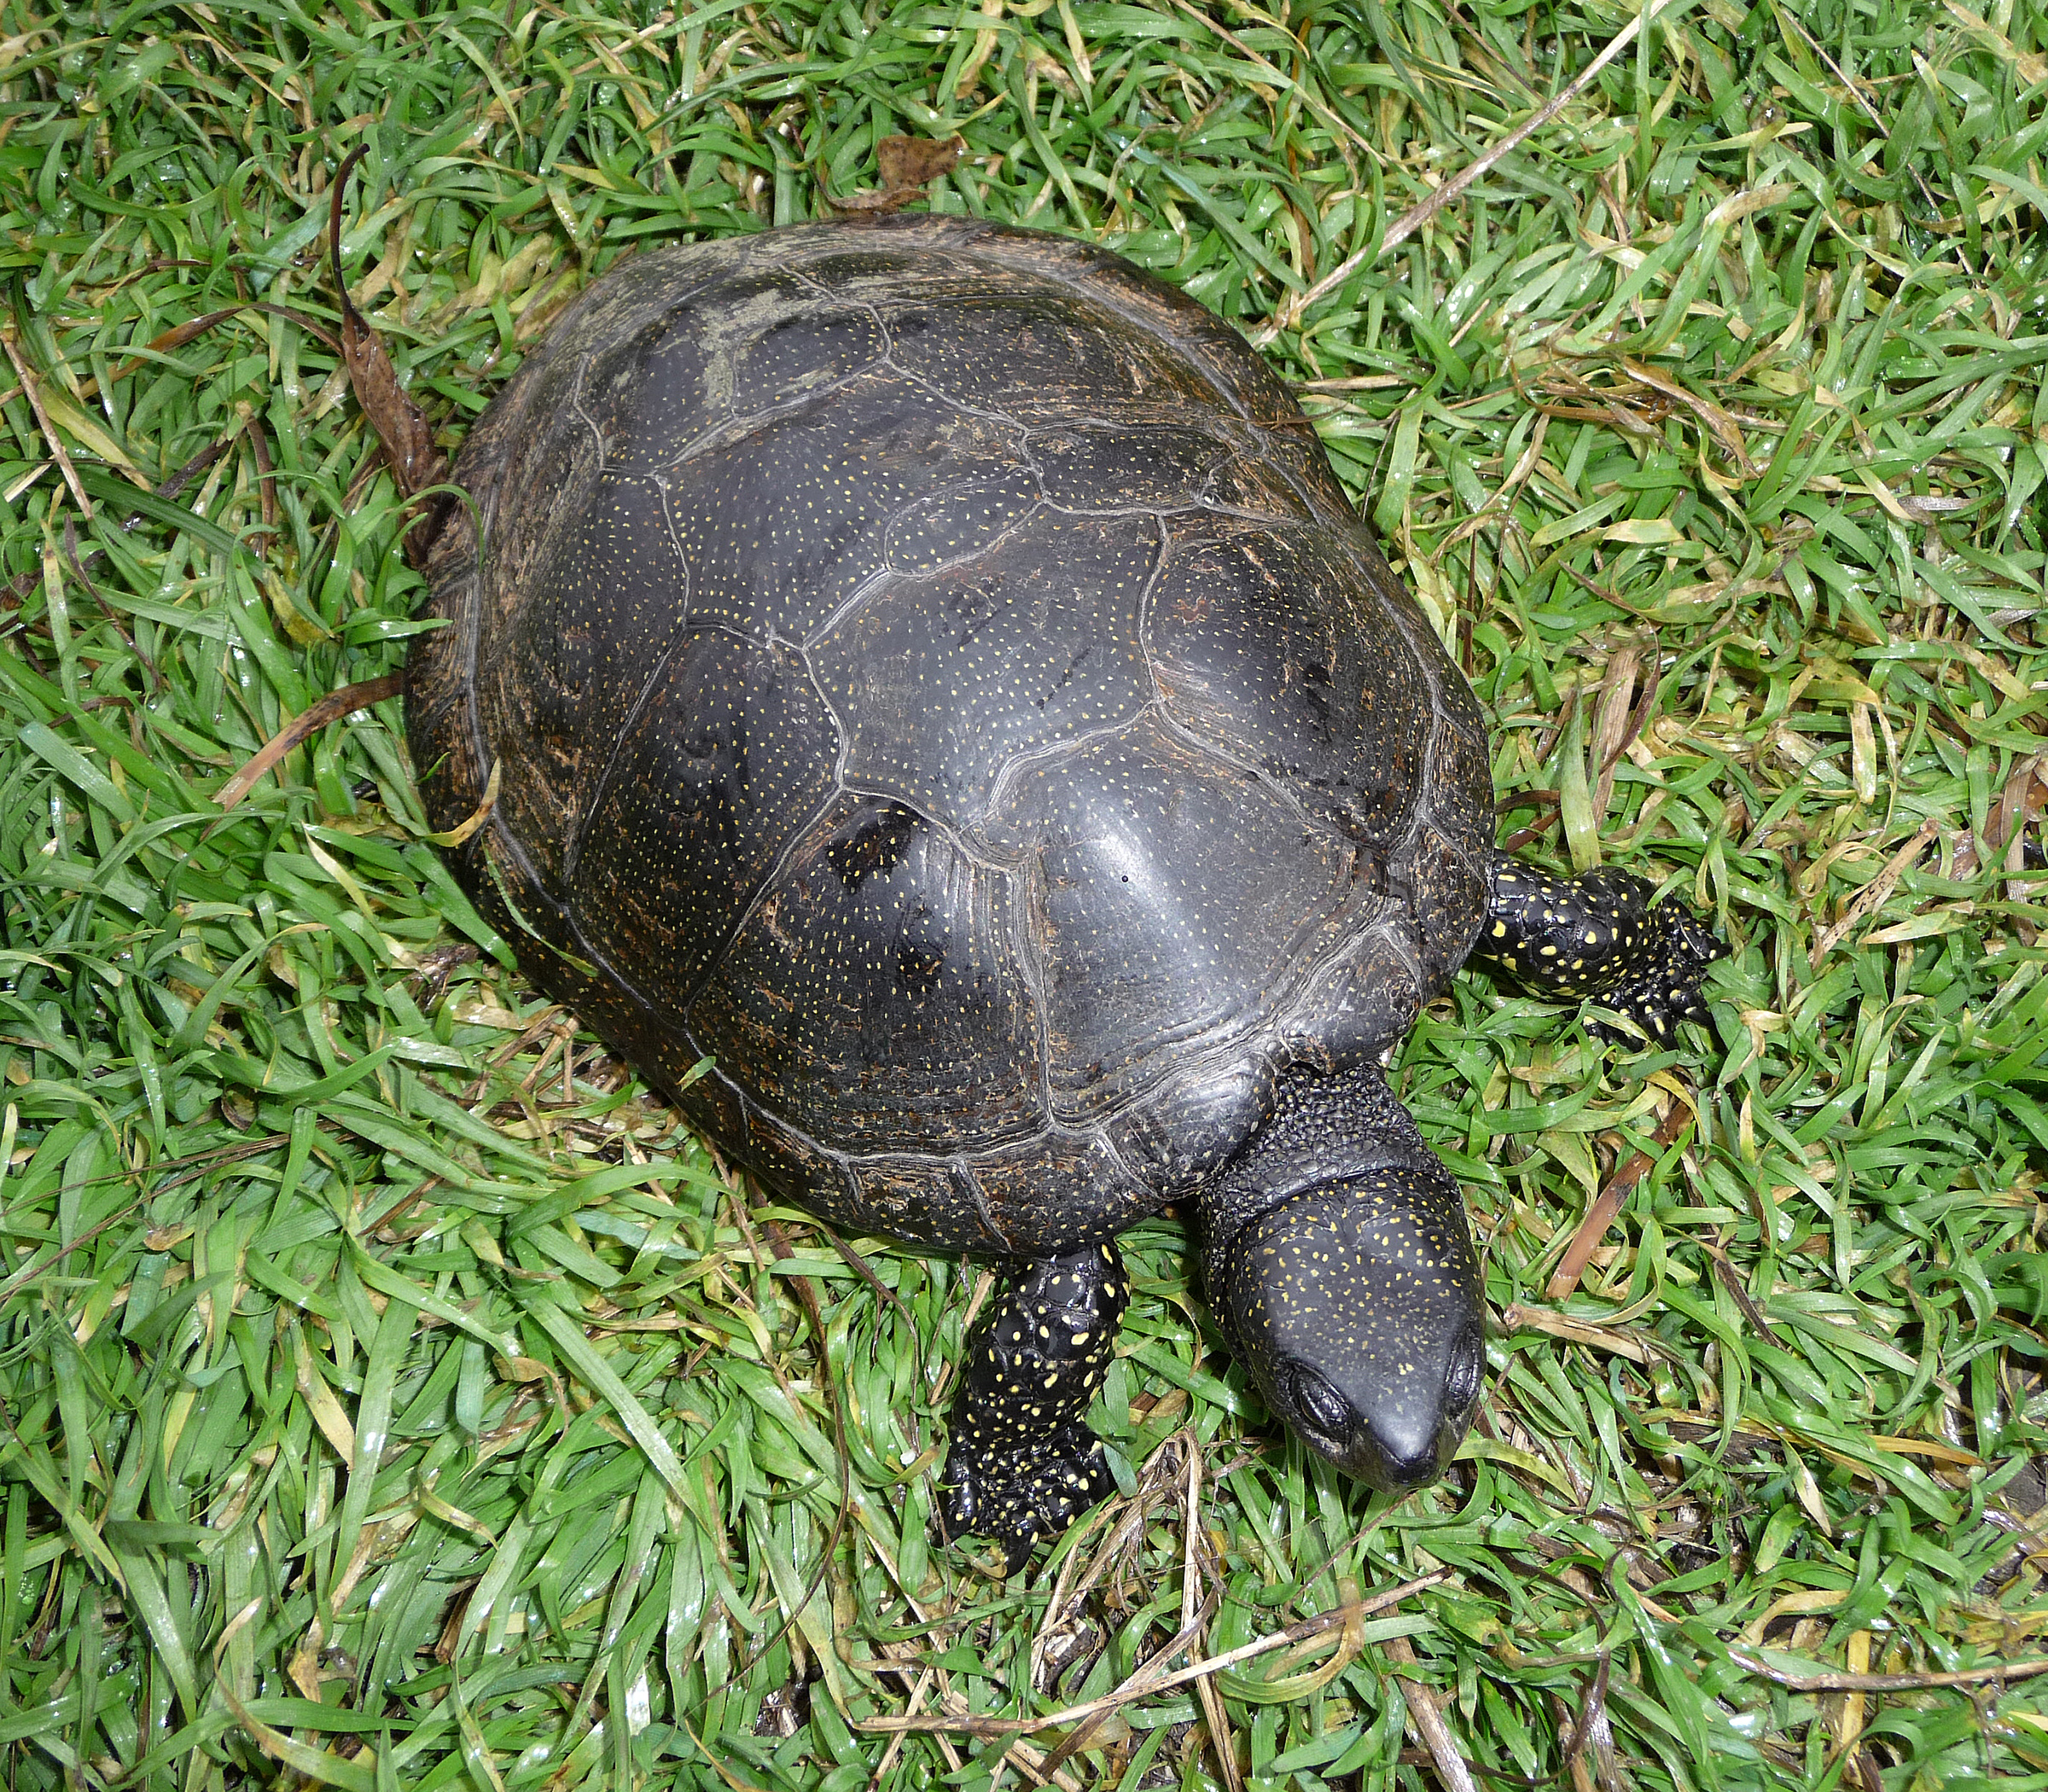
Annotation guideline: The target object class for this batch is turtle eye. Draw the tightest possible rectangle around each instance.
[1283,1363,1353,1442]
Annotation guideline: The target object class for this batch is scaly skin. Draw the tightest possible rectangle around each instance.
[940,1244,1128,1574]
[1473,858,1726,1042]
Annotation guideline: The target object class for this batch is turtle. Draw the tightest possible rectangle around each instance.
[406,212,1725,1574]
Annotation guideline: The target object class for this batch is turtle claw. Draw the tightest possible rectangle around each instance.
[1581,902,1725,1045]
[940,1424,1111,1575]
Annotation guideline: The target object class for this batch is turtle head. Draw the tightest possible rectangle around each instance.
[1207,1175,1484,1487]
[1199,1067,1485,1491]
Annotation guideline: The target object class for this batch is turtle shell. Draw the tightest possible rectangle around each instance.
[407,215,1493,1254]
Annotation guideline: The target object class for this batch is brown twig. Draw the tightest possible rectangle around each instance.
[858,1574,1447,1737]
[1385,1635,1479,1792]
[1545,1094,1693,1299]
[1498,785,1563,854]
[244,410,278,532]
[212,672,407,809]
[1708,1250,1783,1346]
[818,1225,930,1392]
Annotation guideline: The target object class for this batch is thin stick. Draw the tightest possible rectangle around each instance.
[1260,0,1674,340]
[0,329,93,519]
[1184,1445,1242,1792]
[1729,1649,2048,1694]
[213,672,406,808]
[858,1574,1446,1737]
[1385,1634,1479,1792]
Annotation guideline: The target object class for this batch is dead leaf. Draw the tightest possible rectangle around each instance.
[878,133,964,191]
[1588,641,1655,825]
[329,144,451,567]
[214,672,406,808]
[827,135,966,214]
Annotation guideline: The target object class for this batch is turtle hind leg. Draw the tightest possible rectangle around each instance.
[940,1242,1128,1576]
[1474,858,1725,1044]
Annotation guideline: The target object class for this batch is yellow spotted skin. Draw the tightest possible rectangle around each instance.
[938,1243,1127,1574]
[406,216,1724,1573]
[1474,863,1725,1042]
[1203,1060,1484,1489]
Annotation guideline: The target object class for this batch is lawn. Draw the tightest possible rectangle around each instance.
[2,0,2046,1787]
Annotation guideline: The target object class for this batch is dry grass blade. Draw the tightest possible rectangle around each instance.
[1499,1305,1656,1364]
[329,143,450,565]
[1586,641,1650,829]
[1620,358,1755,476]
[1545,1095,1693,1300]
[1727,1651,2048,1693]
[212,672,406,808]
[1184,1443,1242,1792]
[1807,818,1941,969]
[858,1575,1446,1736]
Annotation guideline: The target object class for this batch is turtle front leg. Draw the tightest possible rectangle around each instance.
[1472,858,1725,1042]
[940,1242,1127,1575]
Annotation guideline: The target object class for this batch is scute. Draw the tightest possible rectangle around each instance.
[568,630,841,1003]
[486,471,689,893]
[883,468,1044,574]
[1149,518,1430,853]
[814,509,1161,832]
[581,299,730,474]
[983,714,1386,1120]
[685,793,1046,1156]
[963,1128,1150,1253]
[1395,822,1490,991]
[884,292,1219,424]
[1029,424,1225,513]
[731,302,888,412]
[663,370,1029,645]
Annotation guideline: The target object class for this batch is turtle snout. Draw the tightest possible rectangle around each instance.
[1280,1314,1484,1491]
[1213,1172,1486,1493]
[1358,1316,1485,1489]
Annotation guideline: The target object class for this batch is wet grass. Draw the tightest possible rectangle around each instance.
[2,0,2046,1786]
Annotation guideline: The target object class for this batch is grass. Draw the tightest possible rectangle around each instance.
[1,0,2045,1785]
